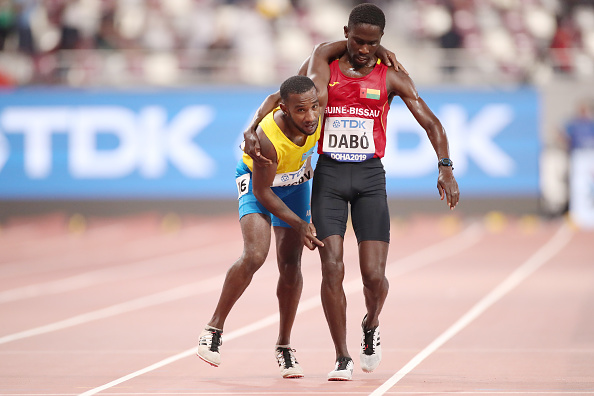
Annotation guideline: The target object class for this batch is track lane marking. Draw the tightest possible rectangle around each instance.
[77,223,483,396]
[0,229,343,343]
[0,275,228,345]
[0,218,227,278]
[0,240,241,304]
[369,223,574,396]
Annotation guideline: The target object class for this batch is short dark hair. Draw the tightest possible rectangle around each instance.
[348,3,386,32]
[279,75,316,102]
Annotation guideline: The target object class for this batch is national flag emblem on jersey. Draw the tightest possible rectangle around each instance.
[360,88,380,100]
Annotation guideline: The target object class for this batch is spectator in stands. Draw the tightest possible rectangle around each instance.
[565,99,594,151]
[0,0,15,50]
[1,0,594,86]
[550,15,580,73]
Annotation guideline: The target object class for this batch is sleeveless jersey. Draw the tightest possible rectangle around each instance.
[319,58,390,162]
[242,108,321,187]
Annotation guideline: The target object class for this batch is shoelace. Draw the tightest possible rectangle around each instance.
[335,357,352,371]
[201,329,222,352]
[362,327,378,355]
[276,347,297,368]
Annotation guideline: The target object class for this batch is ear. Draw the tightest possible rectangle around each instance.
[344,25,348,38]
[279,101,288,115]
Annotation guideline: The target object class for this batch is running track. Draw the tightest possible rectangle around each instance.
[0,211,592,395]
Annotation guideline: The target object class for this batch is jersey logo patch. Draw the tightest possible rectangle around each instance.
[360,88,380,100]
[329,82,340,87]
[301,146,315,161]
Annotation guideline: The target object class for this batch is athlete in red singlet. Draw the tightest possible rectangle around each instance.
[243,4,459,381]
[319,58,390,162]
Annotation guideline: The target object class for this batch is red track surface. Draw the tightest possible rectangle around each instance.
[0,212,592,395]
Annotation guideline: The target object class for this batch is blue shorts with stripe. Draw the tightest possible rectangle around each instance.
[235,161,311,228]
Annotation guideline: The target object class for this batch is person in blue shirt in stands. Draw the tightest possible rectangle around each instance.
[565,99,594,150]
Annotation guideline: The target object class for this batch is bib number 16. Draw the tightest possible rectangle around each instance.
[236,173,250,199]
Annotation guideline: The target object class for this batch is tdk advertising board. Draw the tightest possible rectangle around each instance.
[0,88,538,200]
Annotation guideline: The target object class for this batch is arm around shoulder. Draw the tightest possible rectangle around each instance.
[242,92,281,166]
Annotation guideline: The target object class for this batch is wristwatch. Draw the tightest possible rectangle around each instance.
[438,158,454,169]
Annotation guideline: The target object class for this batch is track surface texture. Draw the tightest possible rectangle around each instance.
[0,211,592,396]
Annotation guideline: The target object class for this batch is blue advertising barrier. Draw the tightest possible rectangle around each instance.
[0,87,539,199]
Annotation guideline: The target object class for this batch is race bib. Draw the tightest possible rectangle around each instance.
[236,173,250,199]
[272,157,314,187]
[322,117,375,162]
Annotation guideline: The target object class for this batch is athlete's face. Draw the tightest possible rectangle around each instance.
[282,87,320,136]
[344,23,383,68]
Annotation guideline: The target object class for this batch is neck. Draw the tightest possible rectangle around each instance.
[276,110,306,145]
[340,54,376,77]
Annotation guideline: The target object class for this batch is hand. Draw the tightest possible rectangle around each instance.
[377,47,409,75]
[301,222,324,251]
[437,167,459,210]
[393,58,409,75]
[243,126,273,166]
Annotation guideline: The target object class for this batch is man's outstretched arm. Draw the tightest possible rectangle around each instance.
[251,130,324,250]
[389,71,459,209]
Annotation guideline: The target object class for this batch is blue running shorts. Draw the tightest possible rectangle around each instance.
[235,161,311,228]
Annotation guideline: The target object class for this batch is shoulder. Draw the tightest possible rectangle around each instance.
[260,109,277,124]
[324,58,340,74]
[385,67,418,99]
[255,125,278,165]
[259,108,281,133]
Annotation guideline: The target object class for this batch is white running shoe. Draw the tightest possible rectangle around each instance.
[327,357,354,381]
[360,315,381,373]
[197,327,223,367]
[275,346,304,378]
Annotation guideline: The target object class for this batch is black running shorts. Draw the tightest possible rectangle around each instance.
[312,155,390,243]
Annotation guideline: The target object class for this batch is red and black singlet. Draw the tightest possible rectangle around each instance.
[319,58,390,162]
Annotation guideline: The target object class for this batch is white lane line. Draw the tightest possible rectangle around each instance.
[0,243,281,345]
[0,240,239,304]
[385,222,484,279]
[364,393,594,395]
[0,218,224,278]
[2,347,592,355]
[77,392,594,395]
[370,223,574,396]
[0,227,314,344]
[77,223,484,396]
[0,274,221,345]
[77,314,280,396]
[1,390,594,396]
[4,392,594,396]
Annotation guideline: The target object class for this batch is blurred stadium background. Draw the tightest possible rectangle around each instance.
[0,0,593,226]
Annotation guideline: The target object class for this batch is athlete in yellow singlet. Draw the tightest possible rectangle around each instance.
[197,76,327,379]
[241,106,320,189]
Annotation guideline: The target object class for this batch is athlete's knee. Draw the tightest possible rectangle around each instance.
[361,265,388,290]
[321,259,345,287]
[238,249,268,274]
[278,262,302,287]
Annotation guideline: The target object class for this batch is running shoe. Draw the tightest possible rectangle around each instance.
[360,315,381,372]
[327,357,354,381]
[197,327,223,367]
[275,346,304,378]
